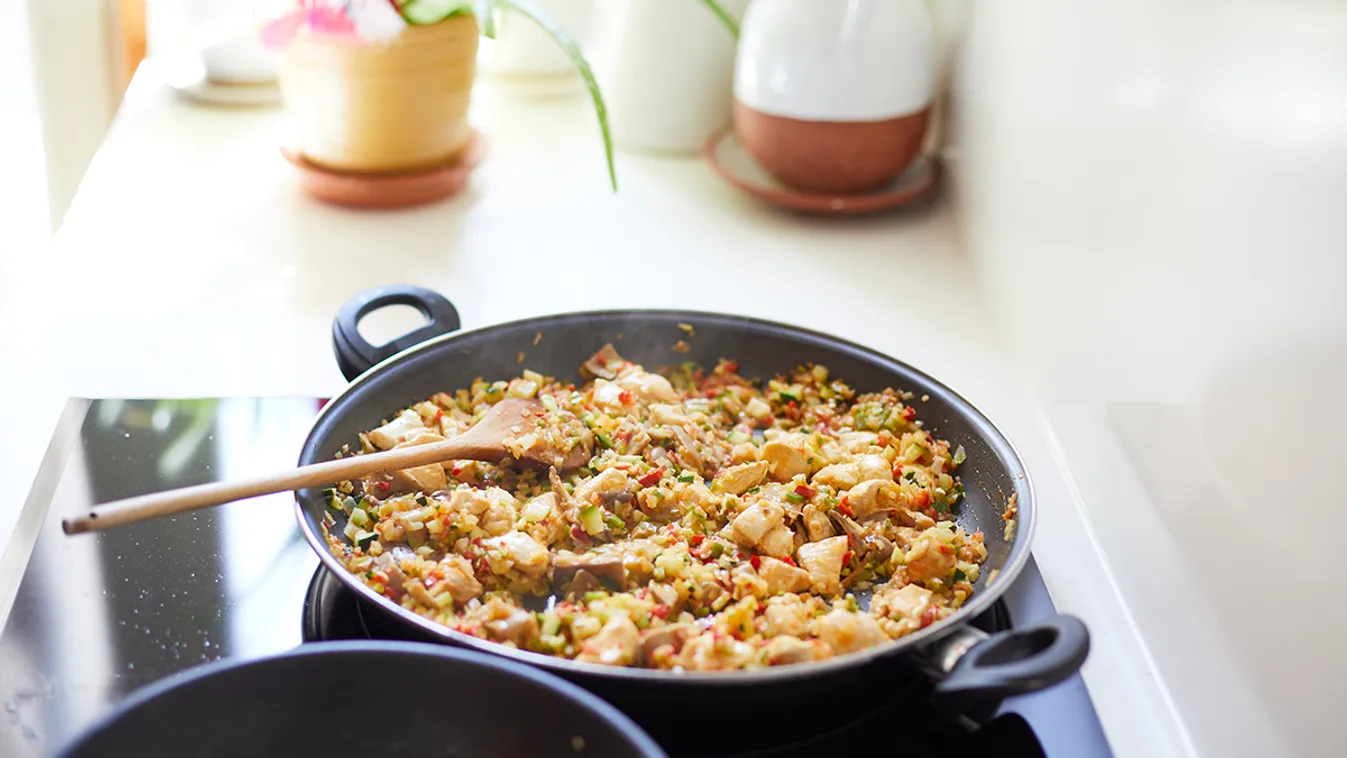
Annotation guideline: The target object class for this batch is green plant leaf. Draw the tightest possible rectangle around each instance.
[697,0,740,39]
[398,0,476,26]
[490,0,617,191]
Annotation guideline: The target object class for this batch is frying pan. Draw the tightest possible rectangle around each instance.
[55,641,666,757]
[299,286,1090,748]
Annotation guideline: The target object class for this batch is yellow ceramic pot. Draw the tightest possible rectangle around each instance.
[279,16,479,174]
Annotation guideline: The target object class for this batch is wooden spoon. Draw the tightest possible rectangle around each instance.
[62,398,591,536]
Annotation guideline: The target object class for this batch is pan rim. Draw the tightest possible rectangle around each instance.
[294,308,1038,684]
[53,640,668,758]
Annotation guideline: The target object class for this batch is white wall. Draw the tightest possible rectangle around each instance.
[953,1,1347,756]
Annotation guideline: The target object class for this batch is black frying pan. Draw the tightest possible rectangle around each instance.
[298,286,1090,750]
[55,641,666,757]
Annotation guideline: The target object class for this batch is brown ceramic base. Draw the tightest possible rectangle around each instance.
[704,127,938,216]
[281,130,486,209]
[733,102,929,195]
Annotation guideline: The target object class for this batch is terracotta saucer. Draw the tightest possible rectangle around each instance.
[281,130,487,209]
[703,127,939,215]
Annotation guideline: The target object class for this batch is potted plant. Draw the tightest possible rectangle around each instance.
[260,0,616,190]
[604,0,746,154]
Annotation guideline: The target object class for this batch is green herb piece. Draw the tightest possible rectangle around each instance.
[952,445,967,465]
[952,568,967,583]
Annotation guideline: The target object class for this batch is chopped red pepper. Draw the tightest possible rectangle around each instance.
[901,406,917,422]
[618,389,635,405]
[724,360,739,373]
[919,605,940,629]
[914,490,931,507]
[837,498,855,518]
[842,550,854,565]
[596,353,608,366]
[781,556,797,568]
[691,534,706,546]
[570,525,590,545]
[374,480,391,493]
[637,468,665,487]
[651,604,671,620]
[794,484,816,499]
[788,400,798,410]
[434,408,444,423]
[750,555,762,570]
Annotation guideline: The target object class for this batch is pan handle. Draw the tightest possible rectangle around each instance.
[332,285,462,381]
[919,614,1090,715]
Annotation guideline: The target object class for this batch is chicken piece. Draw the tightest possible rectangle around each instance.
[435,554,482,603]
[838,431,880,453]
[581,344,627,380]
[845,479,902,519]
[367,409,428,450]
[446,485,494,516]
[591,379,636,415]
[855,455,894,483]
[647,403,689,426]
[480,490,520,536]
[759,524,797,559]
[812,462,860,490]
[905,527,959,582]
[796,536,848,596]
[731,501,786,547]
[578,615,640,666]
[677,481,716,515]
[717,461,768,495]
[638,622,693,663]
[763,595,812,637]
[814,609,891,655]
[574,468,633,507]
[674,631,756,671]
[762,636,825,666]
[404,578,440,608]
[551,551,629,590]
[870,583,934,630]
[762,438,810,481]
[481,600,540,647]
[483,532,550,577]
[757,556,811,595]
[802,505,835,542]
[382,463,448,494]
[615,368,677,403]
[730,442,759,465]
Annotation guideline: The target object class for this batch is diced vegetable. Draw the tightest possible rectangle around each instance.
[579,505,605,535]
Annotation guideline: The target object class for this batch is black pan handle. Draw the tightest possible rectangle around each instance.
[925,614,1090,715]
[332,285,461,381]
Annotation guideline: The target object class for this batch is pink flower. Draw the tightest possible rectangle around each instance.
[258,0,404,48]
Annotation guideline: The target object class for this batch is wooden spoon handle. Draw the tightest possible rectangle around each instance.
[61,437,489,535]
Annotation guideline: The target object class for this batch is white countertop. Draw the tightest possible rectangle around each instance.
[0,62,1187,757]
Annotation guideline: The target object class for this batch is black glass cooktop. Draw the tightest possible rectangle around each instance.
[0,399,1112,758]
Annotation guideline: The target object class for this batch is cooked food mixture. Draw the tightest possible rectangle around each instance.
[324,346,986,671]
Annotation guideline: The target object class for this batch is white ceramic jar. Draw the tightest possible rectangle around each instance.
[605,0,749,154]
[733,0,933,193]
